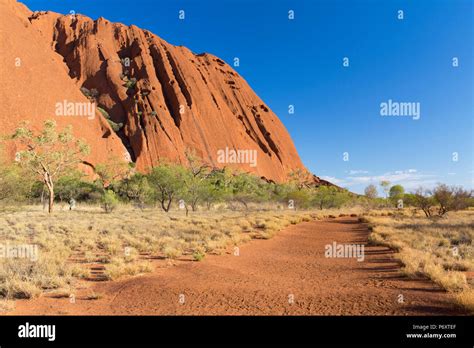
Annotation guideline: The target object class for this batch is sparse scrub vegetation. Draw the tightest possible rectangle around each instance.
[1,122,473,313]
[0,207,318,299]
[365,209,474,312]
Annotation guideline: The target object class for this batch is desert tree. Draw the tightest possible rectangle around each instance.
[55,170,88,206]
[412,187,436,217]
[432,184,472,216]
[380,180,391,198]
[0,145,34,203]
[95,156,134,190]
[311,186,351,210]
[182,149,211,211]
[101,189,119,213]
[228,171,269,210]
[311,186,331,210]
[364,184,378,199]
[287,168,313,190]
[11,120,90,213]
[286,186,312,210]
[148,163,187,212]
[389,184,405,206]
[117,172,153,209]
[284,168,315,209]
[199,168,232,210]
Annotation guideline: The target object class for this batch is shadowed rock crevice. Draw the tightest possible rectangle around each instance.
[149,44,183,129]
[251,106,282,163]
[165,49,193,109]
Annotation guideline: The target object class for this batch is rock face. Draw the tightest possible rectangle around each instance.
[0,0,127,168]
[1,0,325,183]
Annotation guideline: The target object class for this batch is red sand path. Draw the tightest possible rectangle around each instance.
[9,217,464,315]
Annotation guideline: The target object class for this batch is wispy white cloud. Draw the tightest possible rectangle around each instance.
[320,176,349,186]
[346,170,369,175]
[322,169,439,191]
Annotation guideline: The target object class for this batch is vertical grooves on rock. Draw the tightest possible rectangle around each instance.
[164,49,192,108]
[196,67,220,110]
[144,94,176,149]
[227,88,269,154]
[149,44,182,129]
[252,108,282,163]
[22,9,307,182]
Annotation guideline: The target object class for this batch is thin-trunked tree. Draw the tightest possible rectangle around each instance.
[11,120,90,213]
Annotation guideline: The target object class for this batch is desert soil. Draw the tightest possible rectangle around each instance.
[8,217,465,315]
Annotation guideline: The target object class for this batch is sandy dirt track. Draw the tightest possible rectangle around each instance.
[9,217,464,315]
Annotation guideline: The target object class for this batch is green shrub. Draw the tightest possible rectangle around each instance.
[124,78,137,89]
[97,107,110,119]
[193,251,206,261]
[80,87,99,99]
[106,119,123,132]
[80,87,91,97]
[101,190,119,213]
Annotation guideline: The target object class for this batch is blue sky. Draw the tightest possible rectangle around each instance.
[22,0,473,194]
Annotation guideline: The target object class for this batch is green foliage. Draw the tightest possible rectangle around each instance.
[179,149,228,212]
[228,172,270,209]
[380,180,391,198]
[55,170,98,203]
[97,107,109,119]
[287,187,312,209]
[106,119,123,132]
[389,184,405,206]
[148,163,188,212]
[80,87,99,100]
[0,153,34,204]
[2,135,473,216]
[389,184,404,197]
[124,78,137,90]
[192,250,206,261]
[10,120,90,213]
[96,106,123,131]
[95,157,133,189]
[101,190,119,213]
[311,186,351,210]
[199,169,232,209]
[287,168,312,190]
[80,87,91,98]
[117,173,153,208]
[401,193,417,207]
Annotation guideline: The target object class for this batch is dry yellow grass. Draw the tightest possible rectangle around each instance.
[365,209,474,312]
[0,204,336,299]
